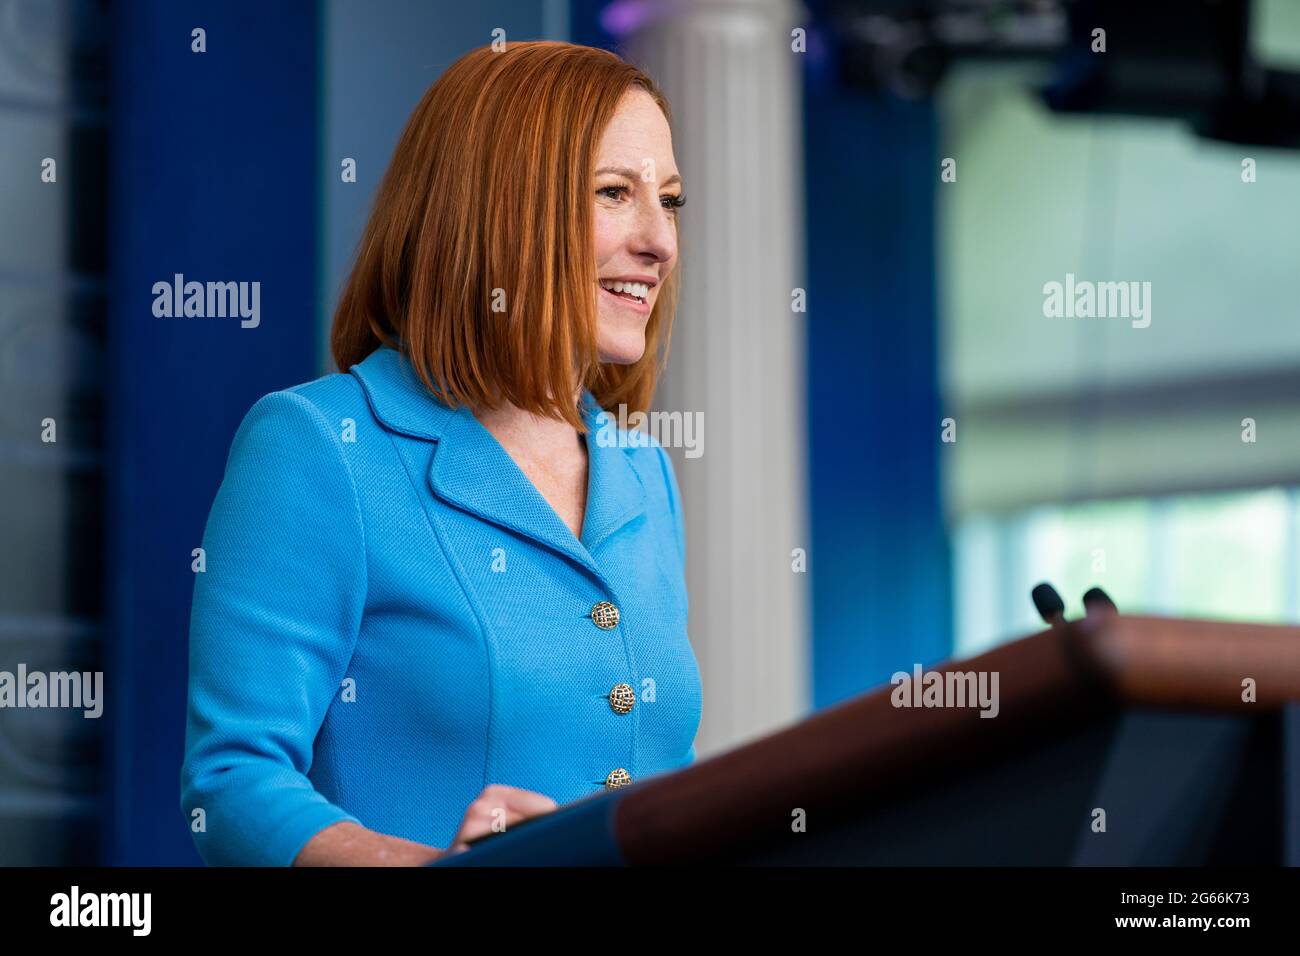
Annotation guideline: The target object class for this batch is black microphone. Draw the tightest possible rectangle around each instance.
[1031,582,1067,626]
[1082,586,1118,617]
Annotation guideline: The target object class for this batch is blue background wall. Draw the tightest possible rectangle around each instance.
[803,59,952,708]
[107,0,321,865]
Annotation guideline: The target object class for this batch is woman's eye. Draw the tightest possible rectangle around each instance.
[597,185,685,214]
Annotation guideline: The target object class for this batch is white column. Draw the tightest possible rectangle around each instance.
[620,0,809,753]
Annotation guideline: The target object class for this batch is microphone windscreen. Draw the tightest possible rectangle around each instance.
[1082,586,1117,614]
[1031,582,1065,623]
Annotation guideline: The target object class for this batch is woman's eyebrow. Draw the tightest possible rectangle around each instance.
[595,165,683,187]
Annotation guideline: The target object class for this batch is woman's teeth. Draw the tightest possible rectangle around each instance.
[600,279,649,303]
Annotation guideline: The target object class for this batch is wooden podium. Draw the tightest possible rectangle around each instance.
[432,615,1300,866]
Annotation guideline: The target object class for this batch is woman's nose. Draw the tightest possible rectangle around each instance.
[629,198,677,263]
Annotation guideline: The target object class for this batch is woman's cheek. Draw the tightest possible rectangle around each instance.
[592,210,622,263]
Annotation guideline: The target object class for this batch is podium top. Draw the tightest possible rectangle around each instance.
[606,614,1300,864]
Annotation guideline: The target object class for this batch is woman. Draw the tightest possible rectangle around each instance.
[180,41,701,866]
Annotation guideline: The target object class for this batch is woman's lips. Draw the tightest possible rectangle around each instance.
[600,283,651,315]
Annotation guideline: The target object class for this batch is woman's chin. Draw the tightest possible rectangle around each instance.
[596,331,647,365]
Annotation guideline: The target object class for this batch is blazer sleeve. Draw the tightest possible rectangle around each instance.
[180,390,366,866]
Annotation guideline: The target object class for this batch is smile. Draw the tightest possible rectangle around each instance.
[599,279,651,314]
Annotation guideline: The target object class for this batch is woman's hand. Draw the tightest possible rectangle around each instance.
[443,784,559,855]
[292,784,557,866]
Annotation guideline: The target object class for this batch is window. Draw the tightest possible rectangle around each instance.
[953,488,1298,657]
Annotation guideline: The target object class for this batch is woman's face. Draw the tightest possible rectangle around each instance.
[592,88,682,365]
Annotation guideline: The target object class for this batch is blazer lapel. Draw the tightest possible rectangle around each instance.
[350,345,647,583]
[348,343,451,440]
[577,393,648,554]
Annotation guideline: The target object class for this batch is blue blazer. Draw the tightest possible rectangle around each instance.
[181,345,702,866]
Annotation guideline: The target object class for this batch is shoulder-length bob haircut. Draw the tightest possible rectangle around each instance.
[331,40,680,432]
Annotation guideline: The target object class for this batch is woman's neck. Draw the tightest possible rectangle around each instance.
[473,398,586,462]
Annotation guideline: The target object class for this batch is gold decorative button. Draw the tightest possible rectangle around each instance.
[609,683,635,714]
[604,768,632,789]
[591,601,620,630]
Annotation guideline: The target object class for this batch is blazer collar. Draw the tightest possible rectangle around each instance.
[349,345,646,579]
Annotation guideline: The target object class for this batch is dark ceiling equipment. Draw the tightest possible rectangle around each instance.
[827,0,1300,148]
